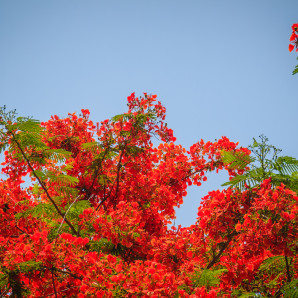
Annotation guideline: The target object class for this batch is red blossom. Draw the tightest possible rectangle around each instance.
[0,93,296,297]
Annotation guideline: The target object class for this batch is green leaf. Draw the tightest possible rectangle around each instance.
[282,279,298,298]
[33,169,79,187]
[275,156,298,175]
[81,142,99,154]
[0,272,8,288]
[222,136,298,193]
[238,293,259,298]
[55,174,79,186]
[192,269,227,288]
[292,58,298,75]
[66,200,91,220]
[16,117,41,130]
[15,202,57,220]
[221,150,254,170]
[111,113,132,122]
[221,169,262,190]
[45,148,72,162]
[17,260,43,273]
[259,256,285,272]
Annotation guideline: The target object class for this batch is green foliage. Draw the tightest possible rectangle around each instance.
[125,145,144,157]
[66,200,91,221]
[0,105,72,158]
[236,256,296,298]
[34,169,79,187]
[88,150,117,171]
[293,57,298,75]
[259,256,285,273]
[44,148,72,163]
[0,272,8,288]
[191,268,227,289]
[88,238,130,259]
[221,150,254,170]
[89,238,116,253]
[111,113,132,122]
[16,260,43,273]
[81,141,100,154]
[15,199,91,239]
[0,106,17,153]
[11,118,47,159]
[231,290,260,297]
[282,279,298,298]
[0,261,43,295]
[222,135,298,192]
[15,202,58,221]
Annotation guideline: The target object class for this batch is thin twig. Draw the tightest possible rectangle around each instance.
[86,145,110,200]
[96,142,127,210]
[15,225,29,236]
[112,145,126,204]
[51,270,58,298]
[38,286,80,298]
[206,232,237,269]
[285,256,291,282]
[0,287,10,297]
[54,268,83,280]
[96,179,116,210]
[55,195,80,237]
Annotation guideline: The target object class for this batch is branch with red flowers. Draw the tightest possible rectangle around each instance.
[289,22,298,75]
[206,231,238,269]
[10,130,79,236]
[96,141,127,210]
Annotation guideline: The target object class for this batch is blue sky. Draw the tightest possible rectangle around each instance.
[0,1,297,226]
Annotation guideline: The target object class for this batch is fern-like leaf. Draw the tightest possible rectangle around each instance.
[221,150,254,170]
[111,113,132,122]
[15,202,58,220]
[222,168,263,190]
[282,279,298,298]
[259,256,285,272]
[192,269,227,288]
[0,272,8,288]
[292,57,298,75]
[275,156,298,175]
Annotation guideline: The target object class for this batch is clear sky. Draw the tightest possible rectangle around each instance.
[1,0,297,227]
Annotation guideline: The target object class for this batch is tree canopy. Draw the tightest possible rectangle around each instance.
[0,92,297,297]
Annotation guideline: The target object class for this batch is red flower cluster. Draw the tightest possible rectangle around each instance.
[289,22,298,52]
[0,94,297,297]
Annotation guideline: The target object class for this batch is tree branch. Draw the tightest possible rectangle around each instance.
[285,256,291,282]
[206,232,237,269]
[38,286,80,298]
[10,131,78,236]
[51,270,58,298]
[54,267,83,280]
[85,145,110,200]
[96,142,127,210]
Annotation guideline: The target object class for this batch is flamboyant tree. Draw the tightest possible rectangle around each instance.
[0,92,297,298]
[0,22,297,298]
[289,21,298,75]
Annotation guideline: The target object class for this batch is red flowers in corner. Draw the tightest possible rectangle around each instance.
[289,22,298,52]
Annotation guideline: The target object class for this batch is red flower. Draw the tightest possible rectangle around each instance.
[289,44,295,52]
[289,22,298,52]
[292,23,298,32]
[290,32,297,41]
